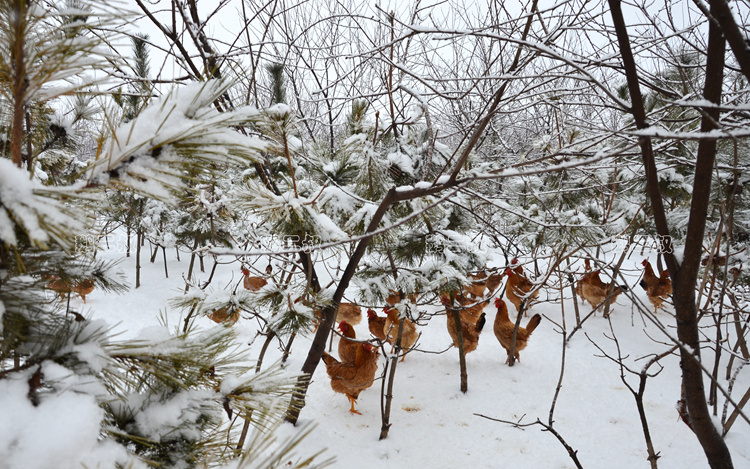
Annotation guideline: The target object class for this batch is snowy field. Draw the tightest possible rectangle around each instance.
[81,231,750,469]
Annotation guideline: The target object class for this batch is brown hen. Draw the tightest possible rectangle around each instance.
[576,259,628,313]
[321,342,379,414]
[441,295,487,354]
[493,297,541,364]
[367,309,387,341]
[504,259,540,315]
[337,321,359,363]
[242,267,268,291]
[384,307,418,361]
[640,259,672,314]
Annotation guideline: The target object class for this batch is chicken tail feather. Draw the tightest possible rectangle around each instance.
[321,352,337,367]
[476,312,487,332]
[526,314,542,334]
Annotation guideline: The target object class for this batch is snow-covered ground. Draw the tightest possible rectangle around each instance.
[84,232,750,469]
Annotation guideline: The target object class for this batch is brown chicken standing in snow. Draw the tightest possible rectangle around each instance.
[73,279,96,303]
[367,309,387,341]
[311,301,363,331]
[335,302,363,325]
[576,259,628,313]
[464,269,504,299]
[321,342,379,414]
[493,297,541,364]
[575,258,594,301]
[383,307,418,360]
[241,267,268,291]
[46,276,96,303]
[441,295,487,354]
[640,259,672,314]
[337,321,359,363]
[504,259,540,315]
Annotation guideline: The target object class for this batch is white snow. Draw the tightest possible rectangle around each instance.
[0,373,139,469]
[3,229,748,469]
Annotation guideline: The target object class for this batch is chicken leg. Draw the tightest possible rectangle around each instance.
[347,395,361,415]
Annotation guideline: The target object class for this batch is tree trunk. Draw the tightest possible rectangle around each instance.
[162,246,168,278]
[379,319,405,439]
[135,229,142,289]
[184,237,200,293]
[671,10,734,468]
[448,299,469,392]
[150,243,159,263]
[10,0,27,168]
[608,1,734,467]
[282,331,296,364]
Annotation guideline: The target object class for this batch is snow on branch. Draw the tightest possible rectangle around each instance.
[87,79,266,202]
[0,159,89,250]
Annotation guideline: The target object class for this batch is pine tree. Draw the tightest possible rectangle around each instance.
[0,2,327,467]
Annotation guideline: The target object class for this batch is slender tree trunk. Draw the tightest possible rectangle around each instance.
[10,0,26,168]
[709,303,723,411]
[635,362,664,469]
[135,229,142,289]
[282,331,296,363]
[567,260,581,327]
[705,0,750,82]
[201,257,219,290]
[184,237,200,293]
[448,298,468,392]
[608,2,734,467]
[673,10,733,469]
[380,319,405,439]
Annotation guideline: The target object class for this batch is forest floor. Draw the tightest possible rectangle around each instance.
[88,231,750,469]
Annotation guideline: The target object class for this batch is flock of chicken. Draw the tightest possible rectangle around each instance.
[39,255,673,416]
[43,275,96,304]
[307,257,674,414]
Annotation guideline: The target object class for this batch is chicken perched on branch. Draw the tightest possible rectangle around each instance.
[441,295,487,354]
[337,321,359,363]
[575,259,628,313]
[493,298,541,364]
[640,259,672,314]
[504,259,540,315]
[384,307,418,361]
[367,309,387,342]
[321,342,379,414]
